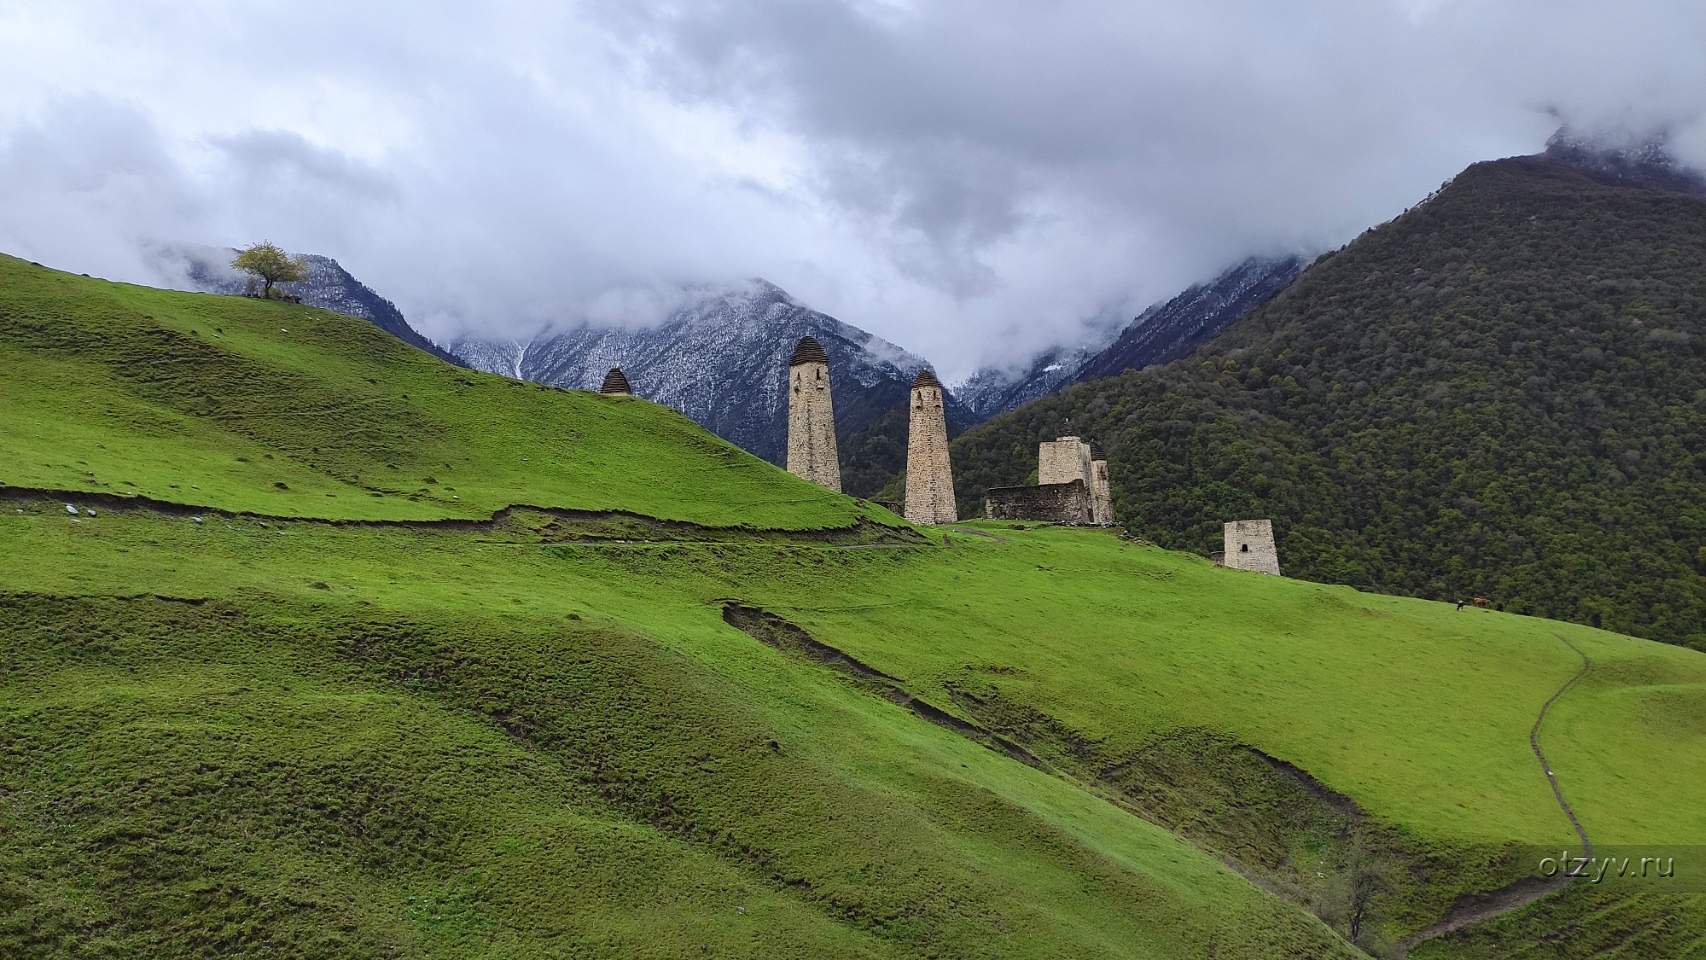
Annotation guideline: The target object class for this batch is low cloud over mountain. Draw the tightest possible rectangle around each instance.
[3,2,1705,377]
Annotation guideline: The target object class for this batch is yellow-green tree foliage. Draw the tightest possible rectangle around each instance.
[231,242,307,298]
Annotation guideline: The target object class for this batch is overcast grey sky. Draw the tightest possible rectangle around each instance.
[2,1,1703,377]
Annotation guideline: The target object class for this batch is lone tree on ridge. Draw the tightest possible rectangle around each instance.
[231,241,307,299]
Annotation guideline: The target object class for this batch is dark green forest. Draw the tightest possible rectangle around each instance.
[841,402,916,502]
[950,153,1706,648]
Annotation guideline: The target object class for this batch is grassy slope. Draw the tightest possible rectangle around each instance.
[6,506,1705,955]
[0,254,887,529]
[0,511,1353,960]
[741,525,1706,848]
[4,262,1705,957]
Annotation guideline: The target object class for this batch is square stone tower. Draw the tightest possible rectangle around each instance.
[1223,519,1280,575]
[1090,460,1113,526]
[904,369,957,524]
[1038,436,1093,487]
[786,336,842,491]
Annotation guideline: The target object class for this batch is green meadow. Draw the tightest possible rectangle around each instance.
[3,258,1704,957]
[0,254,884,529]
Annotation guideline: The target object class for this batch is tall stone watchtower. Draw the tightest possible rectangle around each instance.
[904,368,957,524]
[786,336,842,491]
[1223,519,1281,575]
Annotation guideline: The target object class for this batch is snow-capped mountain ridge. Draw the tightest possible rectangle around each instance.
[953,343,1105,421]
[450,279,970,470]
[1074,254,1306,383]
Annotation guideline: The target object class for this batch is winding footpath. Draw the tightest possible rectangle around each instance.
[1530,636,1595,852]
[1392,634,1594,958]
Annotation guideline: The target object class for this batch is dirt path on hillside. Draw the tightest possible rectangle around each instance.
[2,485,926,547]
[1530,636,1595,851]
[1391,634,1594,958]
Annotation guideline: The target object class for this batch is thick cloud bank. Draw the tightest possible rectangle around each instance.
[2,1,1703,375]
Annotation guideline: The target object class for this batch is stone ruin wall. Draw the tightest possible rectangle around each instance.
[984,479,1095,524]
[1090,460,1113,526]
[786,359,842,492]
[1223,519,1280,575]
[982,437,1114,526]
[904,384,957,524]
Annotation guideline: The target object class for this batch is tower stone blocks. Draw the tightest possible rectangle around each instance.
[904,369,957,524]
[1090,460,1113,526]
[786,336,842,492]
[1038,437,1094,487]
[1223,519,1280,575]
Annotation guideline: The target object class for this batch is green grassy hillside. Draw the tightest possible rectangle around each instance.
[949,152,1706,649]
[3,261,1704,958]
[0,254,888,530]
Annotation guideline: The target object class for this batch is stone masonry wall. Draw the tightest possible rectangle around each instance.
[1090,460,1113,526]
[786,360,842,491]
[984,480,1094,524]
[1039,437,1093,488]
[904,384,957,524]
[1223,519,1280,575]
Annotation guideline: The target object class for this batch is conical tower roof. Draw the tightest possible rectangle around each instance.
[599,367,633,395]
[789,336,829,366]
[911,368,941,389]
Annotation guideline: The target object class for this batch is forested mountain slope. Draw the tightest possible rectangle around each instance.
[950,149,1706,648]
[863,257,1303,505]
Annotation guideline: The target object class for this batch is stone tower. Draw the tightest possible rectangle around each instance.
[904,368,957,525]
[1223,519,1280,575]
[599,367,633,395]
[1090,459,1113,526]
[1038,436,1094,487]
[786,336,842,491]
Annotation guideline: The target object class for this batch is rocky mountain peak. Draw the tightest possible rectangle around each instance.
[1543,125,1706,193]
[448,279,971,476]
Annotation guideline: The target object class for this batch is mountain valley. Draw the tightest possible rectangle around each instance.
[4,253,1703,957]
